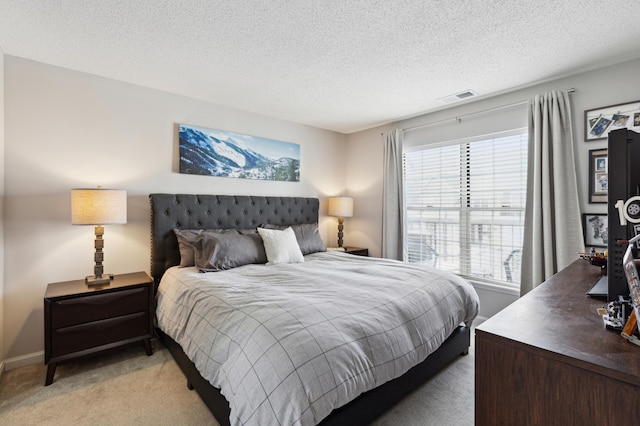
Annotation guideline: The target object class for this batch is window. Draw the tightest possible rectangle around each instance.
[403,129,527,286]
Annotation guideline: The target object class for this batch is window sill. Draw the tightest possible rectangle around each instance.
[467,279,520,296]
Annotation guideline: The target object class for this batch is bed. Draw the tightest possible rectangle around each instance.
[150,193,479,426]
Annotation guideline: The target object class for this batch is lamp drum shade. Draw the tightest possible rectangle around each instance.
[71,189,127,225]
[328,196,353,218]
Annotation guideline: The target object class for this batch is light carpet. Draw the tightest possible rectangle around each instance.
[0,336,474,425]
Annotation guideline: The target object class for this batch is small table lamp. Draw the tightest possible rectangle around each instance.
[71,188,127,285]
[328,196,353,248]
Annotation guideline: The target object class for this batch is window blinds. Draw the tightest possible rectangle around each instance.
[403,130,527,285]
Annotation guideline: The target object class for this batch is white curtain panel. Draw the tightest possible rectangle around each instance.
[382,129,407,260]
[521,90,585,295]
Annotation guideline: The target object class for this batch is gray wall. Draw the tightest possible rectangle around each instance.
[0,48,5,371]
[345,58,640,319]
[4,54,640,362]
[2,56,348,363]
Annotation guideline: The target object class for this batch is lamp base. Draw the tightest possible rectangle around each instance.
[337,217,345,248]
[85,274,114,286]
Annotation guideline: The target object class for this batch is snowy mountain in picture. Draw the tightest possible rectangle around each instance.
[179,124,300,181]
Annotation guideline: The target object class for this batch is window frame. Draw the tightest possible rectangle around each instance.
[403,128,528,288]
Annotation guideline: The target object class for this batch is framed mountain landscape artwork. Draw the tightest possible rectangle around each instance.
[178,124,300,181]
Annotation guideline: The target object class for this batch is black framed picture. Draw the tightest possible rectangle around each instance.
[584,100,640,141]
[589,148,607,203]
[583,213,608,247]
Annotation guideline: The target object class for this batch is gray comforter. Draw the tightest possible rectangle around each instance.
[156,251,479,425]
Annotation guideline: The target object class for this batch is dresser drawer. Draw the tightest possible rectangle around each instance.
[51,311,150,357]
[51,286,149,328]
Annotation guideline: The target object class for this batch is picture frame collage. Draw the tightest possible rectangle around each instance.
[584,100,640,141]
[581,101,640,249]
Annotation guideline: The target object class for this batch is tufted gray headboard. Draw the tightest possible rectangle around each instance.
[149,194,320,285]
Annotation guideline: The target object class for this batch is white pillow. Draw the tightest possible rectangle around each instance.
[257,226,304,265]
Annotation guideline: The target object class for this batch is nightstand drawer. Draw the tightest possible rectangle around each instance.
[51,286,149,328]
[52,311,150,357]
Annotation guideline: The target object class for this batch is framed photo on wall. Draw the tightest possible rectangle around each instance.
[589,148,607,203]
[583,213,608,247]
[584,100,640,141]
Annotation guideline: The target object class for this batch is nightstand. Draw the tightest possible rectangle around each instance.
[44,271,154,385]
[344,247,369,257]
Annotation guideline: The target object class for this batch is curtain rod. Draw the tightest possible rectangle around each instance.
[403,88,575,132]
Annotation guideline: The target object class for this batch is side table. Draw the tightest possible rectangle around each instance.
[44,271,154,385]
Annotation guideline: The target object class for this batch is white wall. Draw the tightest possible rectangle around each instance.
[6,55,640,360]
[342,125,392,251]
[346,58,640,319]
[3,56,347,360]
[0,48,5,369]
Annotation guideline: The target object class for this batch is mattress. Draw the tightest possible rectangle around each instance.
[156,251,479,426]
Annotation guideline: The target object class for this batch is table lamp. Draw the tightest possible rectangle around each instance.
[71,188,127,285]
[328,196,353,248]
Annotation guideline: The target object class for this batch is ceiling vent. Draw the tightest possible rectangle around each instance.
[438,89,478,104]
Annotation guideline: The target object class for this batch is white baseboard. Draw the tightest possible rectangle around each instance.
[4,351,43,371]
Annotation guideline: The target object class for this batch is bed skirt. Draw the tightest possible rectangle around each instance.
[156,325,470,426]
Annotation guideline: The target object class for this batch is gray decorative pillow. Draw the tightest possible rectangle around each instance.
[293,223,326,255]
[193,232,267,272]
[260,223,326,255]
[174,229,204,267]
[174,229,237,267]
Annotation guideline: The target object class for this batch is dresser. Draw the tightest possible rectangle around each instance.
[475,260,640,424]
[44,271,154,385]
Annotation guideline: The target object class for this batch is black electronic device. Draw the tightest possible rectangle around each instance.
[602,129,640,301]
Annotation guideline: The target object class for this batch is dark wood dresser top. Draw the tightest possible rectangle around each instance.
[476,259,640,387]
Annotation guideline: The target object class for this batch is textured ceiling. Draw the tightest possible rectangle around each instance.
[2,1,640,134]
